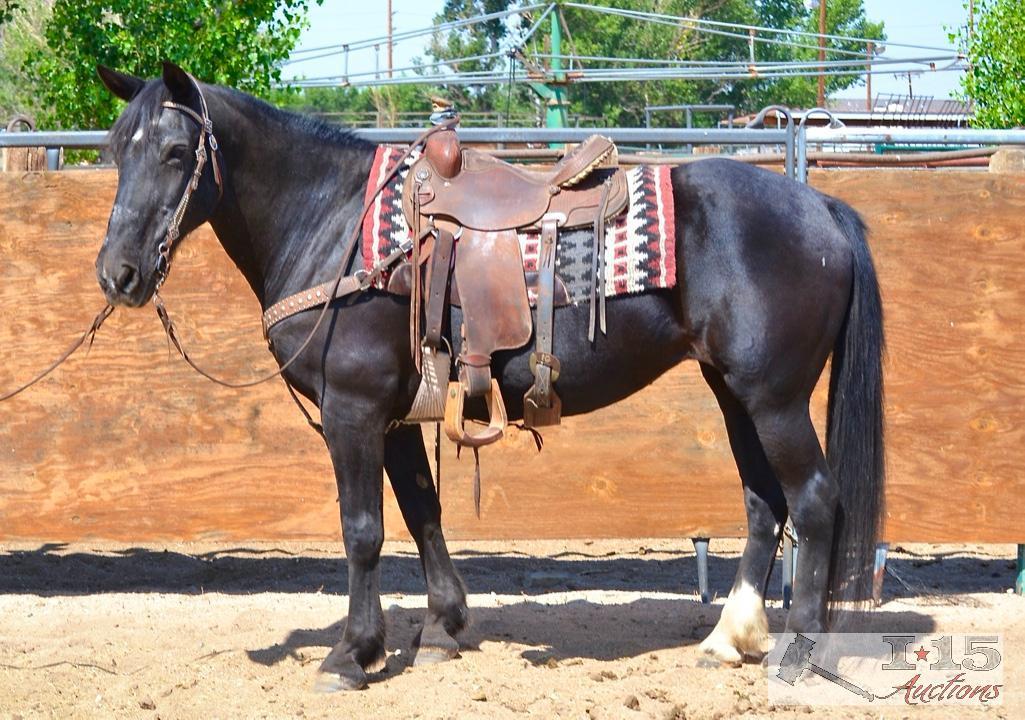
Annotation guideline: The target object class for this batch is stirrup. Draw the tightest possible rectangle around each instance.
[443,379,507,448]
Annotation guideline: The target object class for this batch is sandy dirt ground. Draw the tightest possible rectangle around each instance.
[0,539,1020,720]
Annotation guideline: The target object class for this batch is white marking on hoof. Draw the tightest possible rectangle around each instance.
[313,671,367,693]
[699,581,769,665]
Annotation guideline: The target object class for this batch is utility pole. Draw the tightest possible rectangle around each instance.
[817,0,827,108]
[866,41,873,112]
[386,0,393,79]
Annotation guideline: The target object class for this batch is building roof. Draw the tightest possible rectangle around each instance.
[731,94,973,128]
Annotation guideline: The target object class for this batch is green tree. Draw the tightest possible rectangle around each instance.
[271,83,440,127]
[424,0,537,118]
[953,0,1024,128]
[1,1,21,26]
[26,0,321,129]
[0,0,52,122]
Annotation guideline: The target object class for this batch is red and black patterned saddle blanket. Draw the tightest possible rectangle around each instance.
[360,145,677,303]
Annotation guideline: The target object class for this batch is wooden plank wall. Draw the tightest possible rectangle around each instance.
[0,167,1022,543]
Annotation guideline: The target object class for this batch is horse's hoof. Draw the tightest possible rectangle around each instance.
[412,624,461,665]
[316,644,377,691]
[698,635,744,668]
[313,668,367,693]
[412,644,460,666]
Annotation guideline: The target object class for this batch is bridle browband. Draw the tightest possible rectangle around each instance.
[156,73,224,289]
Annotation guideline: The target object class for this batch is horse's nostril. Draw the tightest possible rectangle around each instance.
[115,264,138,293]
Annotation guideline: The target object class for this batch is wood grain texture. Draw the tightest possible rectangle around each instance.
[0,167,1022,543]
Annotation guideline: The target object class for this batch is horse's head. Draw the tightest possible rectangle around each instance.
[95,61,222,307]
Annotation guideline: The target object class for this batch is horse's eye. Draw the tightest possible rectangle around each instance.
[161,144,189,166]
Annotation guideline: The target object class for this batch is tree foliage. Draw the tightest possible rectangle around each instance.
[1,0,21,27]
[26,0,321,129]
[0,0,51,122]
[953,0,1025,128]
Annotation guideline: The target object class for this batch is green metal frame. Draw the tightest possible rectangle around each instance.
[527,11,568,143]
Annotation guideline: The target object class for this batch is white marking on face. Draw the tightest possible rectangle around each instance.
[131,127,144,144]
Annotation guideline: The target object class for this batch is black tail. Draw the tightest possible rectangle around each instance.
[824,199,885,612]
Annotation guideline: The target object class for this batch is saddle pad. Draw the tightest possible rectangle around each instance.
[361,145,677,303]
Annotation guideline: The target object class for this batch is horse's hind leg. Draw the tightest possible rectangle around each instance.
[736,394,838,635]
[384,424,468,664]
[698,364,787,665]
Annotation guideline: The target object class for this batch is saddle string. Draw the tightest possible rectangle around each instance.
[153,118,458,391]
[0,304,115,402]
[410,191,423,371]
[588,178,613,343]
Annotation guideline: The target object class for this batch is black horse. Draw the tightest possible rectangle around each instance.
[94,62,884,691]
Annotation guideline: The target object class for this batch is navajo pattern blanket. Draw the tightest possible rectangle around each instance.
[360,144,677,304]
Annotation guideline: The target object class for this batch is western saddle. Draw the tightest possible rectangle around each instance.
[396,100,628,448]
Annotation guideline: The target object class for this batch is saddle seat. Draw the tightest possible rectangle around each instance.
[399,126,628,448]
[402,133,625,233]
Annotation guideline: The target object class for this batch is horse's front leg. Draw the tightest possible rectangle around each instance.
[316,408,387,692]
[384,424,468,664]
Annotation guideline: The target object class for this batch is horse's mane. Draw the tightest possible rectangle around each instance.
[109,80,372,161]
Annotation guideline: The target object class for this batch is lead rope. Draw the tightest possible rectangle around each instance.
[0,304,115,401]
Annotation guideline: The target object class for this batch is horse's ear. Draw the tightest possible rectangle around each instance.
[97,65,145,102]
[161,60,195,100]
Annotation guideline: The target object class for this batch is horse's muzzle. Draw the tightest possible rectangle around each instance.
[96,253,150,307]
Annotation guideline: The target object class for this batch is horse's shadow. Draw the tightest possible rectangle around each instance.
[245,600,938,683]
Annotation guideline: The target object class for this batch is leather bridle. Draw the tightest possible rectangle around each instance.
[155,74,224,289]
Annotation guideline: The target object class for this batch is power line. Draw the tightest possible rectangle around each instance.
[280,2,965,93]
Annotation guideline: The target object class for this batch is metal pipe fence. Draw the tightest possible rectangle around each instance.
[4,125,1024,177]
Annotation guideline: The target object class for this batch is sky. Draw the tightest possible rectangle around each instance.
[284,0,970,102]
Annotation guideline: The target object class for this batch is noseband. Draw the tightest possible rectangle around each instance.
[156,74,224,288]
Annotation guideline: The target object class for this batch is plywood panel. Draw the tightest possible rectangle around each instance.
[814,169,1025,543]
[0,167,1022,543]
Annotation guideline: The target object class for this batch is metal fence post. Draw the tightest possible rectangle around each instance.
[784,120,796,180]
[782,531,794,609]
[797,108,845,184]
[743,105,795,179]
[1017,545,1024,595]
[873,543,889,605]
[692,537,710,603]
[796,122,809,184]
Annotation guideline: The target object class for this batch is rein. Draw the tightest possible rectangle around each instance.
[0,304,114,401]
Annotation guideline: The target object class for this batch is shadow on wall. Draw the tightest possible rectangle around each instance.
[0,544,1014,600]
